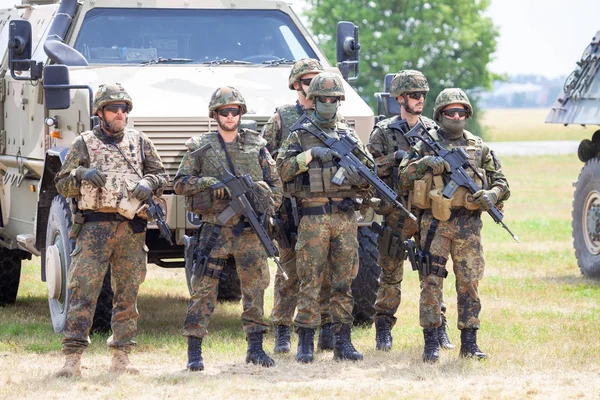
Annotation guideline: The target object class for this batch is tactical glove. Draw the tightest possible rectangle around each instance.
[74,167,107,188]
[473,189,498,211]
[250,181,275,215]
[132,179,154,201]
[311,147,340,163]
[209,181,230,200]
[418,155,450,175]
[394,149,408,161]
[344,165,366,186]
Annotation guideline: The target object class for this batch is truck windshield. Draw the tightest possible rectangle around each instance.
[73,8,318,64]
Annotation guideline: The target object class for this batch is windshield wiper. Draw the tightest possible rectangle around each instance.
[141,57,194,65]
[262,58,296,67]
[201,58,252,66]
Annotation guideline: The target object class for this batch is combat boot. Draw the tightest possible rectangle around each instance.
[55,353,82,378]
[422,328,439,363]
[296,327,315,363]
[246,332,275,367]
[273,325,291,353]
[375,318,393,351]
[187,336,204,371]
[437,314,455,350]
[109,349,140,375]
[459,329,487,360]
[333,324,363,361]
[317,322,334,351]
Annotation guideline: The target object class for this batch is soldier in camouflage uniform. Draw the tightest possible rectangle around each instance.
[398,88,510,362]
[262,58,336,354]
[175,86,282,370]
[54,83,168,377]
[367,70,453,351]
[277,72,372,363]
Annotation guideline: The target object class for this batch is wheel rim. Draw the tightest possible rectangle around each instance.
[582,190,600,255]
[48,231,68,313]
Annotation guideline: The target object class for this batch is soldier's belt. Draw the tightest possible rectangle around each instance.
[83,212,128,223]
[300,203,354,216]
[425,208,481,220]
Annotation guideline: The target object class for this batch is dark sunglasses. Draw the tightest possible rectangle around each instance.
[441,108,467,118]
[316,96,339,103]
[217,108,241,117]
[406,91,427,100]
[300,78,313,86]
[103,103,130,113]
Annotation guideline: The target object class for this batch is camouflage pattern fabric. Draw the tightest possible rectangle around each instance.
[208,86,247,114]
[306,72,346,100]
[398,126,510,330]
[288,58,324,89]
[61,221,148,355]
[293,212,359,331]
[92,83,133,115]
[432,88,473,121]
[389,70,429,97]
[184,223,271,337]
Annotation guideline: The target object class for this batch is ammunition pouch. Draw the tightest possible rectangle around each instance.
[69,212,85,239]
[429,189,452,222]
[372,221,408,260]
[413,173,432,209]
[183,223,223,279]
[414,251,448,278]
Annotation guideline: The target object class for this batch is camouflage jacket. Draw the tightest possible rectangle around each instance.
[399,128,510,204]
[55,126,168,199]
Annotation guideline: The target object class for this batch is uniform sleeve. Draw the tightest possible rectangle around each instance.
[368,126,396,178]
[173,138,218,196]
[398,144,428,192]
[276,130,306,182]
[259,147,283,210]
[261,112,283,158]
[54,137,89,198]
[482,144,510,202]
[140,133,169,190]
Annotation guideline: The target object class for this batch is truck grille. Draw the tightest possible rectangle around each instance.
[133,117,269,183]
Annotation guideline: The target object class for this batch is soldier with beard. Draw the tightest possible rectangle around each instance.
[54,83,168,377]
[175,86,282,370]
[367,70,454,351]
[399,88,510,362]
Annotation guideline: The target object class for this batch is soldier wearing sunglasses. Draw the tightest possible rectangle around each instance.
[399,88,510,362]
[54,83,168,377]
[367,70,454,352]
[262,58,342,355]
[174,86,282,370]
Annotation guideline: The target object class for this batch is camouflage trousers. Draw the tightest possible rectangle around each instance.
[184,223,270,338]
[294,211,358,332]
[419,211,484,330]
[62,220,147,355]
[271,245,332,327]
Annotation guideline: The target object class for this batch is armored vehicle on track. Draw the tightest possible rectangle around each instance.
[546,30,600,278]
[0,0,380,330]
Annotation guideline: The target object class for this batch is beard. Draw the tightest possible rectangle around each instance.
[101,117,127,134]
[217,118,240,133]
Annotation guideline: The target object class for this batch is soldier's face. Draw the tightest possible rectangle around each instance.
[399,92,425,115]
[99,102,128,133]
[295,72,319,99]
[215,104,241,133]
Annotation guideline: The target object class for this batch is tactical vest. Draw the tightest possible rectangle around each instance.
[77,128,145,219]
[276,103,303,149]
[284,123,363,199]
[412,129,486,221]
[186,129,266,219]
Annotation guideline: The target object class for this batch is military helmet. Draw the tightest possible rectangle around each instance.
[306,72,345,100]
[208,86,247,115]
[433,88,473,121]
[92,83,133,115]
[390,70,429,97]
[288,58,325,90]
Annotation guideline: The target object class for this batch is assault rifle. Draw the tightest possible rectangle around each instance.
[190,143,288,280]
[146,197,174,245]
[404,122,519,243]
[289,114,417,221]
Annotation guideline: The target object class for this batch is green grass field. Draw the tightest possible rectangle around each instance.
[1,153,599,399]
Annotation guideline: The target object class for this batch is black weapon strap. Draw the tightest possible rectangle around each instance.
[294,101,305,116]
[421,217,448,278]
[216,132,238,175]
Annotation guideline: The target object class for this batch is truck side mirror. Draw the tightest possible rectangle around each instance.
[336,21,360,82]
[8,20,34,73]
[43,65,71,110]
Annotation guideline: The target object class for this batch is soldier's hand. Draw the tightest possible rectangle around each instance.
[394,149,408,161]
[418,155,450,175]
[311,147,340,163]
[132,179,154,201]
[344,165,366,186]
[75,167,107,188]
[209,181,230,200]
[473,189,498,211]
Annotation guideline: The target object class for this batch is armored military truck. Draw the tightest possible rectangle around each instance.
[0,0,381,331]
[546,30,600,278]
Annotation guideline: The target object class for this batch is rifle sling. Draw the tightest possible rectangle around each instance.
[216,133,238,176]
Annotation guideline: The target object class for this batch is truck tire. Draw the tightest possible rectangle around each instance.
[572,158,600,278]
[351,226,381,326]
[44,195,114,332]
[0,248,24,306]
[184,257,242,302]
